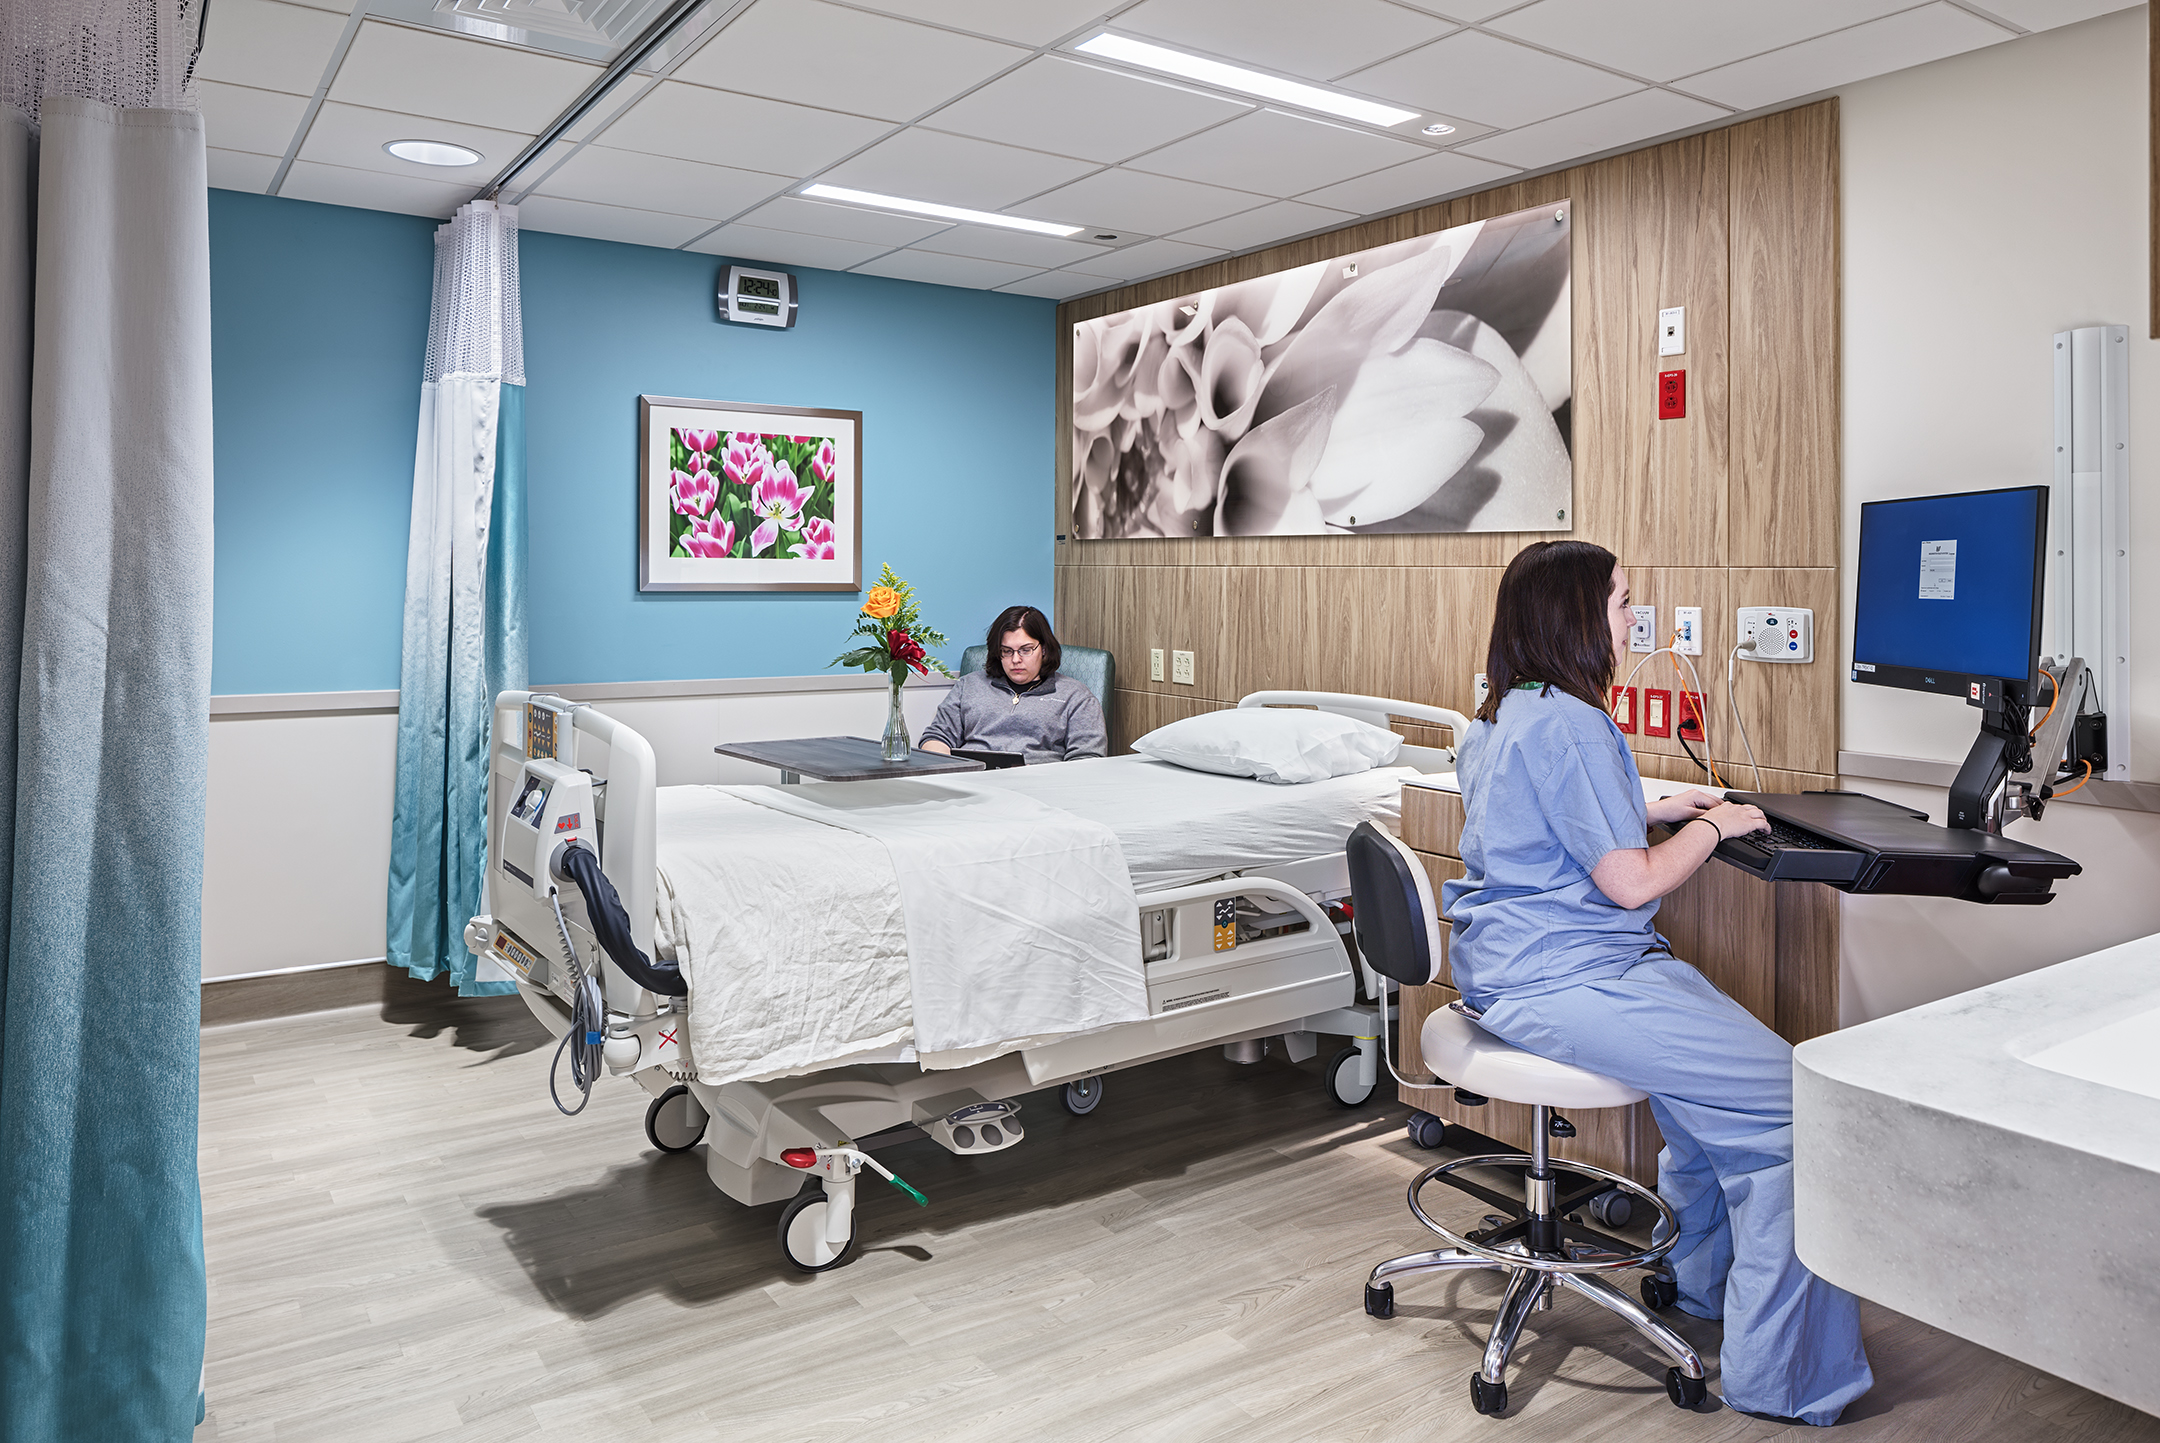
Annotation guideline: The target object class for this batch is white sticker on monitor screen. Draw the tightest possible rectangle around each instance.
[1918,539,1957,601]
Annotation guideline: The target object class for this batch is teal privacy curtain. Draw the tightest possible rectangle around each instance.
[388,200,528,995]
[0,75,215,1443]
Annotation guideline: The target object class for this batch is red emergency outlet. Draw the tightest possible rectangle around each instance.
[1658,369,1686,419]
[1677,690,1705,741]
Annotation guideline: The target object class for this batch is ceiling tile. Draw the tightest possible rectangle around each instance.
[1486,0,1909,84]
[818,128,1098,211]
[1980,0,2138,28]
[913,224,1116,267]
[295,101,526,184]
[1388,1,1515,17]
[207,148,281,193]
[599,81,893,178]
[515,195,713,249]
[327,21,601,134]
[994,271,1111,299]
[1023,167,1269,235]
[1678,3,2017,111]
[1169,198,1355,252]
[1455,88,1727,171]
[1127,107,1428,197]
[196,80,309,157]
[1294,146,1515,214]
[843,0,1116,46]
[736,195,951,245]
[685,224,891,270]
[279,159,474,219]
[671,0,1029,124]
[924,55,1249,163]
[1059,236,1221,281]
[532,145,788,221]
[192,0,347,98]
[851,250,1044,289]
[1340,30,1640,129]
[1115,0,1455,82]
[564,74,660,144]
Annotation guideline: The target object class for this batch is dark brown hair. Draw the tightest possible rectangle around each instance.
[986,605,1060,681]
[1475,540,1619,723]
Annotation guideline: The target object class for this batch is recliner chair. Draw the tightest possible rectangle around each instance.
[1343,820,1708,1419]
[958,643,1114,741]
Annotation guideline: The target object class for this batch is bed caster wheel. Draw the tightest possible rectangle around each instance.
[1469,1373,1508,1416]
[1406,1111,1449,1150]
[779,1183,855,1273]
[644,1084,707,1154]
[1326,1047,1377,1107]
[1364,1281,1395,1319]
[1642,1273,1679,1312]
[1062,1076,1102,1116]
[1666,1367,1707,1409]
[1587,1188,1633,1228]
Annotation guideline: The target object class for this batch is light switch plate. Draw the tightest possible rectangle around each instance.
[1658,305,1685,357]
[1674,606,1702,656]
[1738,606,1814,662]
[1629,605,1656,653]
[1171,649,1195,686]
[1149,647,1165,682]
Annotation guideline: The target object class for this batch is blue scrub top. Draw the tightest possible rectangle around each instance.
[1440,683,1671,1009]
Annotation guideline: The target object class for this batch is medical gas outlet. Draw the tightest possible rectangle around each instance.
[1737,607,1813,662]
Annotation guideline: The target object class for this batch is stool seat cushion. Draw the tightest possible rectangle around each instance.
[1421,1007,1648,1110]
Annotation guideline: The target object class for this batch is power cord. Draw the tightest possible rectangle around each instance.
[1728,639,1765,791]
[1619,638,1724,787]
[547,888,606,1116]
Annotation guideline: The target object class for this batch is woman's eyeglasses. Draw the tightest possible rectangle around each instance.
[999,644,1041,662]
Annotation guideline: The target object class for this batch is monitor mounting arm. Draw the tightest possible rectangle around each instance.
[1950,658,2086,833]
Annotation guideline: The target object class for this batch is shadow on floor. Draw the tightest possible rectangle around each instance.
[379,964,549,1060]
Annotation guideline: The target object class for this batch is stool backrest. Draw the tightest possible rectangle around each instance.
[1346,821,1445,988]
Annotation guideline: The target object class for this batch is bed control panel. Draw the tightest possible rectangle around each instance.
[504,757,594,900]
[1213,898,1237,952]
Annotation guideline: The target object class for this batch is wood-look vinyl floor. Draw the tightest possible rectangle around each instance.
[196,993,2160,1443]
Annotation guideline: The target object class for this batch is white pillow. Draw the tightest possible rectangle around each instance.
[1132,707,1403,785]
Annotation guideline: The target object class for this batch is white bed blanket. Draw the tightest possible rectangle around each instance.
[734,779,1146,1060]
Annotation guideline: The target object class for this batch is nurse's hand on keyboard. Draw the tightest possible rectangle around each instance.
[1701,801,1769,840]
[1647,789,1724,826]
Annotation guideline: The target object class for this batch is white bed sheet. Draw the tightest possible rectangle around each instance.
[948,755,1423,889]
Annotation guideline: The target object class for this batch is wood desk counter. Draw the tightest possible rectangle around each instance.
[1395,778,1838,1187]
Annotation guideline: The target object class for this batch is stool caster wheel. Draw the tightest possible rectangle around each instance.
[1587,1188,1633,1228]
[1642,1273,1679,1312]
[1469,1373,1508,1416]
[1364,1281,1394,1318]
[1666,1367,1707,1409]
[1406,1111,1449,1150]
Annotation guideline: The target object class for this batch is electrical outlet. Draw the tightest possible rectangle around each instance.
[1629,605,1656,654]
[1474,672,1490,710]
[1737,607,1813,663]
[1673,606,1702,656]
[1149,647,1165,682]
[1171,649,1195,686]
[1643,689,1672,738]
[1677,690,1705,741]
[1610,685,1637,734]
[1658,369,1686,420]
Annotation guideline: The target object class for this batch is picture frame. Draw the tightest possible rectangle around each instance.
[637,395,863,593]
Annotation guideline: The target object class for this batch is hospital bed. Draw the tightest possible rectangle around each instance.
[465,688,1466,1271]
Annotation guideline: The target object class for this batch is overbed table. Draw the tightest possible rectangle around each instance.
[713,735,985,785]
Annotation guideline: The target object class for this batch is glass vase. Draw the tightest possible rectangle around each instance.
[881,677,910,761]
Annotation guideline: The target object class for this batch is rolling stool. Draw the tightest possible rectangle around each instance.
[1343,822,1706,1418]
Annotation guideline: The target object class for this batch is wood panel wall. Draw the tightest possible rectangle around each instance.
[1053,100,1842,801]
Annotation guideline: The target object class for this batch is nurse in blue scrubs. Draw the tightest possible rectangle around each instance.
[1441,539,1873,1426]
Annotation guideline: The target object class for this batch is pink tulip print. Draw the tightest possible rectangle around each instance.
[668,425,840,564]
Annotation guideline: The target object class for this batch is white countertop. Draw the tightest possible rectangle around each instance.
[1406,772,1726,805]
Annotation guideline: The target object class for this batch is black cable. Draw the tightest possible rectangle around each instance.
[1675,729,1714,783]
[556,841,685,997]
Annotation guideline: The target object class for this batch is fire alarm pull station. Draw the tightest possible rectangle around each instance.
[1658,370,1686,420]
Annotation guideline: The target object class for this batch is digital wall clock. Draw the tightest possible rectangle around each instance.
[718,264,798,329]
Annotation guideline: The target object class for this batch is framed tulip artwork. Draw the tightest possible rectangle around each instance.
[637,395,862,592]
[1070,200,1574,538]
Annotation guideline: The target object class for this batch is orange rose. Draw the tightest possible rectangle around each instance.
[861,586,901,620]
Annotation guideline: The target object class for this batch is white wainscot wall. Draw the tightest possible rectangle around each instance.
[202,675,953,981]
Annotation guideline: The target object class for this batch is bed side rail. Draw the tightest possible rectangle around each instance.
[1237,690,1471,752]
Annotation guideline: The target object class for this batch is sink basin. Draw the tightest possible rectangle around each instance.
[2023,1002,2160,1102]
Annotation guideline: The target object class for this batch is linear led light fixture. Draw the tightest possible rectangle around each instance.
[1075,33,1419,129]
[799,184,1083,237]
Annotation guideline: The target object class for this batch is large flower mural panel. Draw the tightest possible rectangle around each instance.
[1069,202,1573,539]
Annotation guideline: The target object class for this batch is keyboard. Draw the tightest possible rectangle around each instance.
[1712,812,1866,883]
[1753,820,1843,852]
[1708,790,2081,903]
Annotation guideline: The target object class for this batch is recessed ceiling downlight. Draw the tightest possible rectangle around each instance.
[384,139,483,167]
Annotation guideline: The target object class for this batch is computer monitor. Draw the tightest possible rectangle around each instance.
[1852,484,2049,705]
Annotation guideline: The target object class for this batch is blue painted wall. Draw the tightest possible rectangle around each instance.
[207,190,1057,694]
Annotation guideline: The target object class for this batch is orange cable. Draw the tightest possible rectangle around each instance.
[2055,759,2095,798]
[2028,671,2062,740]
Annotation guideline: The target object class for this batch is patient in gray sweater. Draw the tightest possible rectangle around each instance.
[920,605,1107,764]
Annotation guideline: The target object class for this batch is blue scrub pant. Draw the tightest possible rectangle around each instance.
[1474,953,1873,1426]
